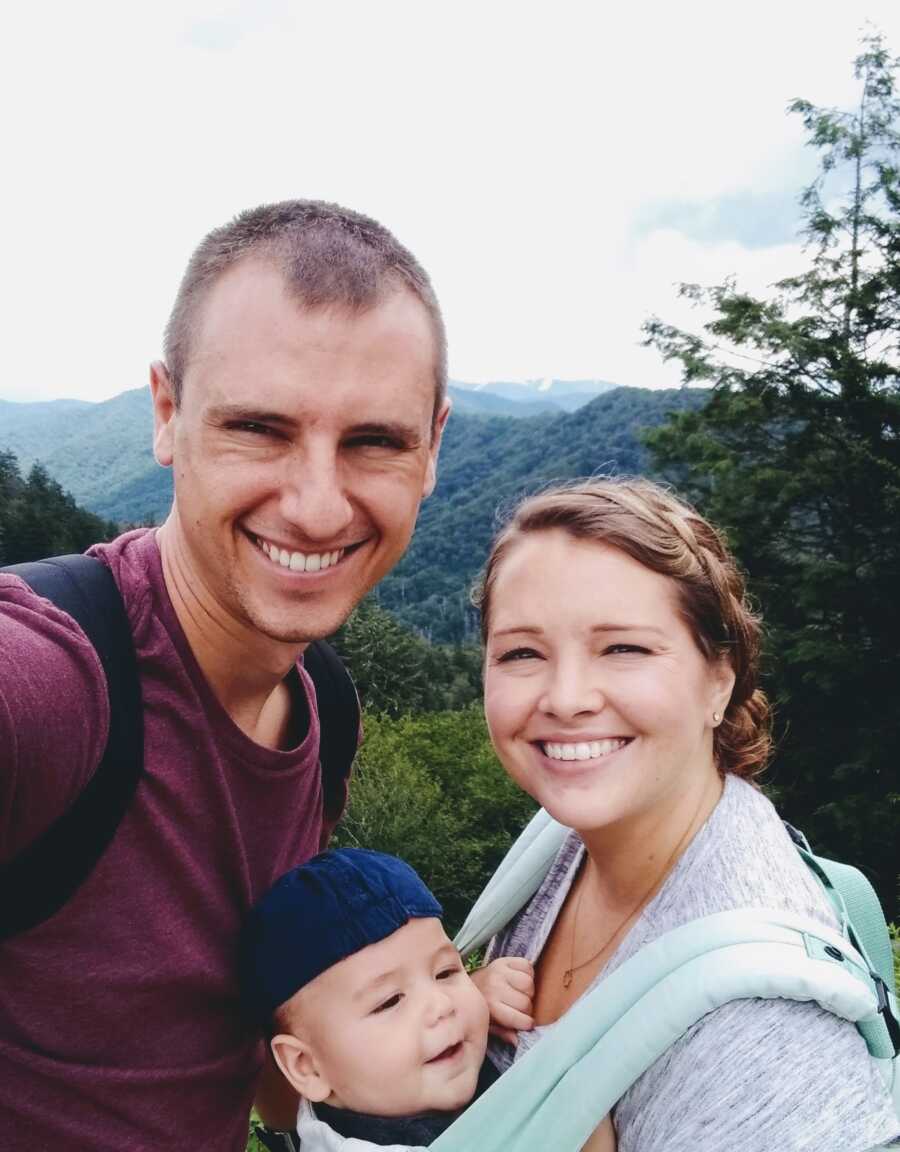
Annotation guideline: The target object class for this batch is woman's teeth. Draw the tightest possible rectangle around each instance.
[542,738,628,761]
[258,537,344,572]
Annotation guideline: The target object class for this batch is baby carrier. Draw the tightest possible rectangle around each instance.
[431,809,900,1152]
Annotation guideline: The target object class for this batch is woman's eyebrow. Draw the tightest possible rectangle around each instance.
[491,624,666,638]
[589,624,666,637]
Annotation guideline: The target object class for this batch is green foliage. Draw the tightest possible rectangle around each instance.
[333,707,537,934]
[0,452,118,565]
[332,599,482,715]
[643,33,900,917]
[0,388,165,524]
[376,387,707,642]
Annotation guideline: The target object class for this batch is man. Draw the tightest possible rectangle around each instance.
[0,201,450,1150]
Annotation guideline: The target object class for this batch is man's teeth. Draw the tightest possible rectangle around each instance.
[258,539,344,572]
[542,739,628,761]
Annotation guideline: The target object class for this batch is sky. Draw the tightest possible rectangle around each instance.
[2,1,900,403]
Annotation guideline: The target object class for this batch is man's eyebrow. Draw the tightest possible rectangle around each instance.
[345,421,424,445]
[204,408,423,444]
[206,403,294,425]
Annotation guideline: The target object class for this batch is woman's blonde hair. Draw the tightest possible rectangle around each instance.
[475,478,772,780]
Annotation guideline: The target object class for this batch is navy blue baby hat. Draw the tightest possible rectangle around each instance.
[241,847,443,1023]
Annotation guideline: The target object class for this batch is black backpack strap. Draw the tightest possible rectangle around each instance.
[0,554,143,940]
[302,640,359,824]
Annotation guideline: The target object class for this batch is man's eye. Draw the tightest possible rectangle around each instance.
[228,421,274,436]
[349,434,404,450]
[371,993,402,1014]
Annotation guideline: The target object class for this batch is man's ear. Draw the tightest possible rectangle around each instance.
[423,397,451,499]
[270,1033,332,1103]
[149,360,177,468]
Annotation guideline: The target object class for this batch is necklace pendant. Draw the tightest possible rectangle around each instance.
[563,968,573,988]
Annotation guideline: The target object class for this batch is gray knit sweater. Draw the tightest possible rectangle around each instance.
[485,774,899,1152]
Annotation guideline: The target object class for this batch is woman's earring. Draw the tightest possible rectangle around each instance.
[712,711,722,725]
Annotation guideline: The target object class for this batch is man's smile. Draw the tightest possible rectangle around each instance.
[250,530,351,573]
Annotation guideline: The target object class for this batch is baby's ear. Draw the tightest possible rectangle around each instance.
[270,1034,332,1102]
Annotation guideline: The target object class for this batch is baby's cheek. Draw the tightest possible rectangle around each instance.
[471,984,491,1038]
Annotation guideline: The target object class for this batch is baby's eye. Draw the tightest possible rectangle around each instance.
[371,993,403,1014]
[436,966,462,981]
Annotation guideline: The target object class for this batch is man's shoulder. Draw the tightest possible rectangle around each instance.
[0,568,112,859]
[87,527,161,608]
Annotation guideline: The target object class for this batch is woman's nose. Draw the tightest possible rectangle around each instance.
[539,661,604,719]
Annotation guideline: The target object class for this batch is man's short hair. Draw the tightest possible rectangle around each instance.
[163,200,447,421]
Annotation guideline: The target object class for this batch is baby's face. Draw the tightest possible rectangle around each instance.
[292,917,489,1115]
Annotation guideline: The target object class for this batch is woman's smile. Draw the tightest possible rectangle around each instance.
[484,528,734,839]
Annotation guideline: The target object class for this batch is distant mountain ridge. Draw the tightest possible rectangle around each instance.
[450,377,617,415]
[0,384,707,639]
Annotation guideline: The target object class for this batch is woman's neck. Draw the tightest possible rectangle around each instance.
[578,770,724,912]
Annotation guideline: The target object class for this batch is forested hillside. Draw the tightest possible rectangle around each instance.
[378,386,706,641]
[0,452,118,564]
[0,385,707,638]
[0,388,158,523]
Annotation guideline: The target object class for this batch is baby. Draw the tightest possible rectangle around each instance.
[241,847,534,1149]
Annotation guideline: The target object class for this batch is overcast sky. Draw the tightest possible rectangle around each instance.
[2,1,899,403]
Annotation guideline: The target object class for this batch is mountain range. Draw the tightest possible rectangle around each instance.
[0,383,706,641]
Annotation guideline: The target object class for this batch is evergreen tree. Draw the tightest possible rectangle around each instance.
[332,598,482,716]
[0,455,118,564]
[643,34,900,916]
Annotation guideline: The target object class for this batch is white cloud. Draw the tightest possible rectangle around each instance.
[1,0,898,401]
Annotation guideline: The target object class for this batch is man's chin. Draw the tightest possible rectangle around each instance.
[244,606,350,649]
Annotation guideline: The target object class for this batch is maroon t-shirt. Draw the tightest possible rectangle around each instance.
[0,529,340,1150]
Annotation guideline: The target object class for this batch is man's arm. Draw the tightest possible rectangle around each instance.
[254,1048,301,1131]
[0,575,108,857]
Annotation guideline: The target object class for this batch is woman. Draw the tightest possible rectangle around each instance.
[475,478,898,1152]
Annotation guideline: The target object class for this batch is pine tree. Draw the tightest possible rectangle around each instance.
[643,33,900,916]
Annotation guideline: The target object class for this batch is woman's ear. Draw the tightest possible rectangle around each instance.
[270,1034,332,1103]
[709,656,736,722]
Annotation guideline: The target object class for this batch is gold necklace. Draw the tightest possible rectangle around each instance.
[562,806,704,989]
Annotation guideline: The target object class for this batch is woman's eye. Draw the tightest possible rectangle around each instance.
[605,644,650,656]
[496,647,541,663]
[371,993,402,1014]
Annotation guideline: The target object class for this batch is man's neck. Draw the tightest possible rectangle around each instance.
[156,521,305,748]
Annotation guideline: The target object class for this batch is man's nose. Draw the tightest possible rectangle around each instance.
[278,446,355,542]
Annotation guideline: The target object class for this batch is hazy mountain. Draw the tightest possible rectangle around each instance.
[0,388,160,523]
[451,377,617,413]
[447,386,561,418]
[378,385,707,641]
[0,384,707,638]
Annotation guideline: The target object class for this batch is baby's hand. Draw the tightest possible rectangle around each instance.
[470,956,535,1045]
